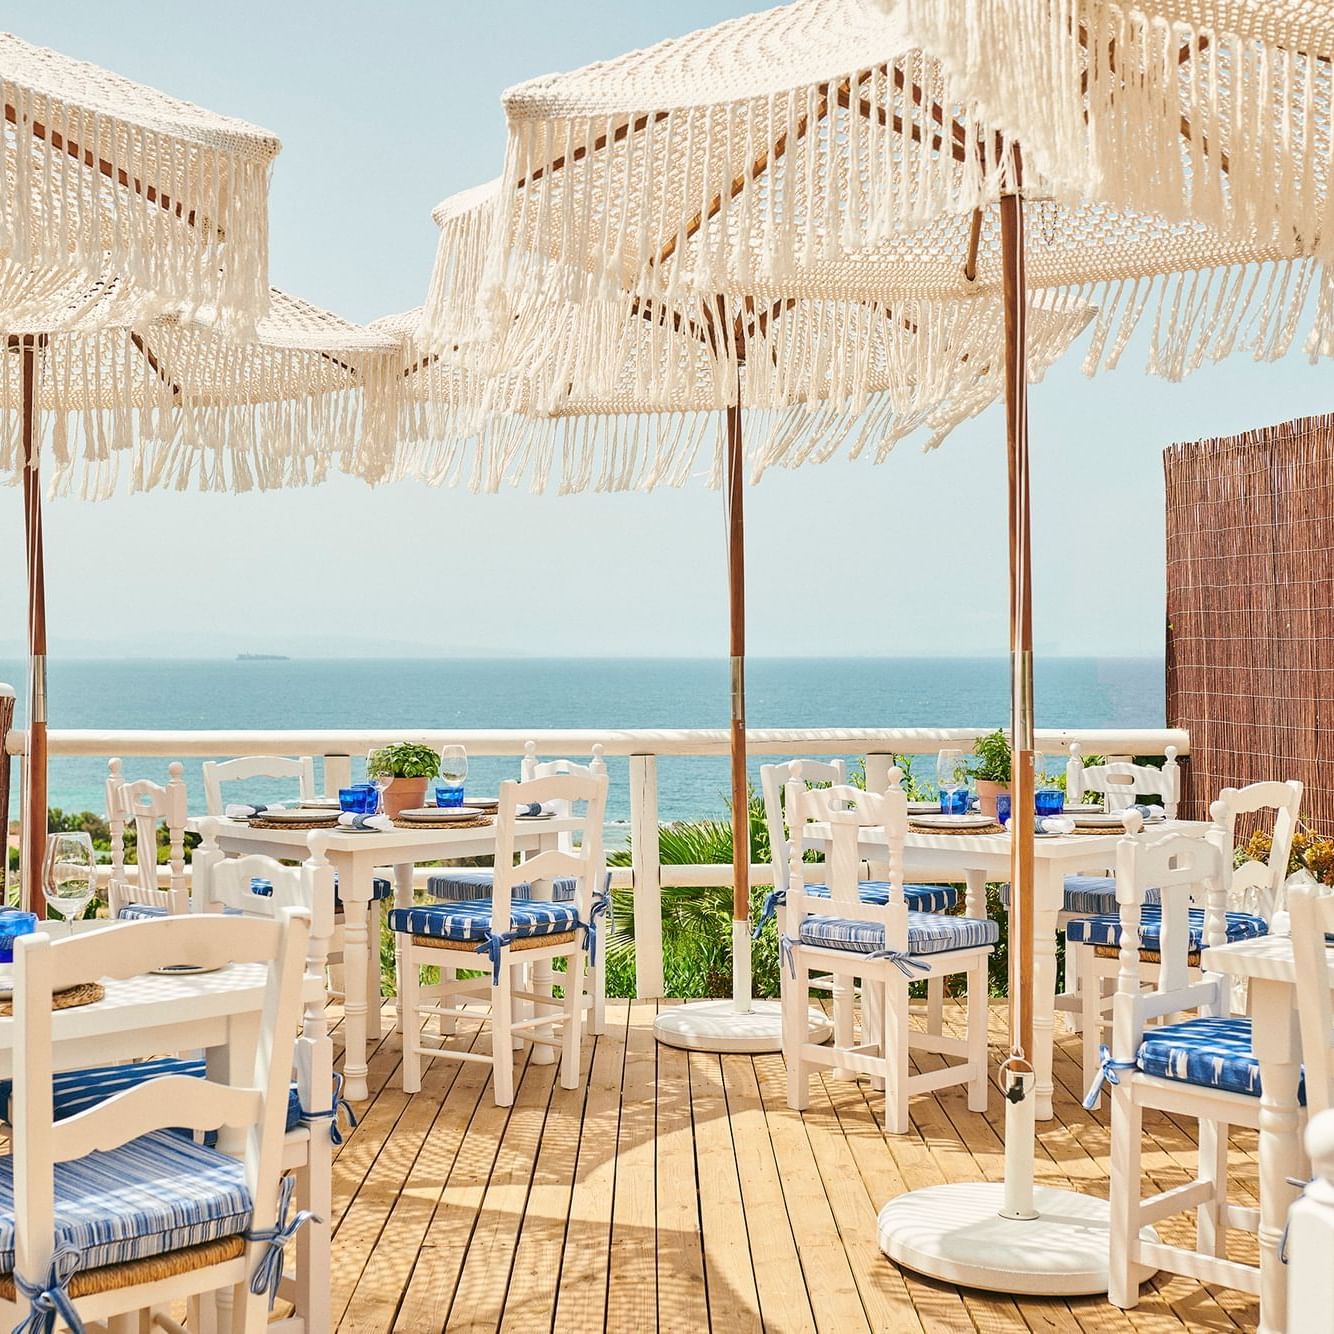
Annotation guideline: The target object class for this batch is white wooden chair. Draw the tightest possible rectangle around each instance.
[1290,878,1334,1118]
[193,823,339,1334]
[780,783,994,1134]
[425,742,611,1035]
[1095,829,1267,1308]
[201,755,316,815]
[105,757,189,920]
[1066,744,1181,817]
[393,771,608,1106]
[1,910,310,1334]
[758,759,959,1044]
[1287,882,1334,1327]
[1076,782,1300,1106]
[204,753,388,1041]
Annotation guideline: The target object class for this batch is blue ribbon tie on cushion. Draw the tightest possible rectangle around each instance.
[1083,1045,1138,1109]
[13,1246,83,1334]
[299,1072,358,1146]
[247,1175,318,1308]
[865,949,930,979]
[581,892,611,966]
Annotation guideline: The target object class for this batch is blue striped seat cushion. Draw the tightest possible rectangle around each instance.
[388,898,580,942]
[116,903,169,921]
[251,875,392,905]
[798,912,998,957]
[0,1130,252,1273]
[426,869,613,906]
[999,876,1163,916]
[1065,904,1267,950]
[0,1058,302,1135]
[427,869,578,903]
[797,882,958,913]
[1136,1015,1305,1103]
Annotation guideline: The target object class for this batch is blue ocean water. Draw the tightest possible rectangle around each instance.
[0,656,1163,826]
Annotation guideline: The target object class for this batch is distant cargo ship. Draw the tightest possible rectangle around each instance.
[236,653,290,661]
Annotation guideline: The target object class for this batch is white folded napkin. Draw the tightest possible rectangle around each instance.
[337,813,394,831]
[225,801,292,819]
[517,801,560,816]
[1038,815,1077,835]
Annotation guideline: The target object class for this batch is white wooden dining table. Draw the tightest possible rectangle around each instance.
[196,815,582,1100]
[801,819,1212,1121]
[1201,933,1334,1334]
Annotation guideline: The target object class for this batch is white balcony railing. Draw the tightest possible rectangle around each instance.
[1,713,1188,997]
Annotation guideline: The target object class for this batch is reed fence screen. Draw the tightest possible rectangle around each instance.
[1165,413,1334,826]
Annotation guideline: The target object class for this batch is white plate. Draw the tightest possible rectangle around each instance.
[516,811,556,820]
[150,962,225,977]
[907,801,940,815]
[1063,804,1104,815]
[300,797,341,810]
[397,806,485,822]
[0,964,12,998]
[910,814,996,830]
[1072,812,1130,828]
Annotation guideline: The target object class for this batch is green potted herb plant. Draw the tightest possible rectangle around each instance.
[367,742,441,818]
[972,729,1012,818]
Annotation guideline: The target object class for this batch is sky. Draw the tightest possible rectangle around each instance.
[1,0,1331,661]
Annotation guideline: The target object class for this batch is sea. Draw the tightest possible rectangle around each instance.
[0,656,1163,829]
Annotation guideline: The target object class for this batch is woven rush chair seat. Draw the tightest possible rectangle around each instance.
[389,898,580,945]
[798,912,999,957]
[1000,875,1164,916]
[0,1057,304,1136]
[1136,1016,1306,1103]
[1065,904,1267,951]
[0,1130,253,1274]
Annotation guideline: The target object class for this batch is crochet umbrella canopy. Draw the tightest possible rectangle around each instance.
[5,282,399,907]
[0,30,280,330]
[400,181,1092,1054]
[898,0,1334,355]
[432,0,1327,1295]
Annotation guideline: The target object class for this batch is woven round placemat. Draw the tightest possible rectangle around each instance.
[413,930,576,953]
[0,1234,245,1300]
[0,980,104,1017]
[393,815,494,831]
[249,814,340,830]
[908,820,1004,836]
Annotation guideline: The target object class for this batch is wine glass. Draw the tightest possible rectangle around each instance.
[42,832,96,934]
[437,745,468,807]
[367,753,392,816]
[936,749,969,814]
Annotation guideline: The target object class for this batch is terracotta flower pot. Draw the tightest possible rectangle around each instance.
[380,776,428,818]
[975,779,1010,819]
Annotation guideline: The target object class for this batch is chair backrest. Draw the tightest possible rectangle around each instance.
[1109,831,1227,1063]
[785,782,909,950]
[105,758,189,918]
[520,742,608,852]
[1289,880,1334,1118]
[1208,779,1304,920]
[491,772,608,932]
[759,759,848,895]
[202,754,316,816]
[10,910,310,1296]
[1067,743,1180,818]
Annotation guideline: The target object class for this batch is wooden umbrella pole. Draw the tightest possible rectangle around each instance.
[19,338,47,916]
[1001,186,1036,1068]
[725,394,751,1012]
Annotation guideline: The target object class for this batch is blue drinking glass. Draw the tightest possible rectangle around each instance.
[434,782,465,809]
[1036,788,1065,817]
[0,911,38,963]
[995,793,1012,827]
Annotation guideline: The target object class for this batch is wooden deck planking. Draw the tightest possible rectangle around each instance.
[328,998,1261,1333]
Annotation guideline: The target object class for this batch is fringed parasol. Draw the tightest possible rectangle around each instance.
[0,31,280,330]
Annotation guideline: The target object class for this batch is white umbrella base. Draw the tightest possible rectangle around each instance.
[878,1183,1158,1296]
[653,999,832,1053]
